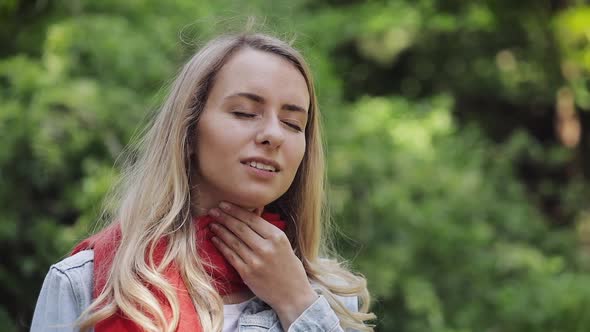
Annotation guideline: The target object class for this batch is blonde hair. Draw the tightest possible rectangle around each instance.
[78,32,375,332]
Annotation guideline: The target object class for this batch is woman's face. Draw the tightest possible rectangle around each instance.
[194,48,310,211]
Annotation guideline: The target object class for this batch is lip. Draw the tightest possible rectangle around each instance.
[241,162,279,179]
[240,157,281,172]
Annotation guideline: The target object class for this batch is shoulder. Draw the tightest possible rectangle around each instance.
[310,279,359,313]
[52,249,95,273]
[50,250,95,295]
[313,258,364,313]
[46,249,94,305]
[336,294,359,313]
[31,250,95,331]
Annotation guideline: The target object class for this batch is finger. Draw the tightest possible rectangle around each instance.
[218,202,276,239]
[253,207,263,215]
[210,208,263,250]
[210,223,254,262]
[211,236,246,271]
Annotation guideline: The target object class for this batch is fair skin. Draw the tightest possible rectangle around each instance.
[192,47,318,329]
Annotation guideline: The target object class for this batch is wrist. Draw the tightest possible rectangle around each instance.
[273,287,319,330]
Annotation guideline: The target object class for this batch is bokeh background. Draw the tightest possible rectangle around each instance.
[2,0,590,331]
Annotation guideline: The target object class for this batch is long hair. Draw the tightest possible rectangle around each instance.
[78,32,375,332]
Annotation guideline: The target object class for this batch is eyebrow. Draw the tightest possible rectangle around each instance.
[226,92,308,114]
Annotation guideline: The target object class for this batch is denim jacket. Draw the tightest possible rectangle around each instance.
[31,250,359,331]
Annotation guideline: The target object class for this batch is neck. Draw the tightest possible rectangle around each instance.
[192,204,262,218]
[190,188,263,217]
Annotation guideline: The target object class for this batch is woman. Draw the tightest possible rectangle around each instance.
[31,32,374,331]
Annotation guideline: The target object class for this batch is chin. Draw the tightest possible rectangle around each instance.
[225,190,281,210]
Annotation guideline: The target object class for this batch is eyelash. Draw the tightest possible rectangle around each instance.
[232,111,256,118]
[231,112,303,132]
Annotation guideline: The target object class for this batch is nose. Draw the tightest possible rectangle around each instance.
[255,115,285,149]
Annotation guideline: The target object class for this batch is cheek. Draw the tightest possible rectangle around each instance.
[197,132,231,166]
[289,138,307,173]
[196,116,236,155]
[195,122,226,169]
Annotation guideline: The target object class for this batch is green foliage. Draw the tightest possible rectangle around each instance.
[329,95,587,331]
[554,5,590,110]
[1,1,590,331]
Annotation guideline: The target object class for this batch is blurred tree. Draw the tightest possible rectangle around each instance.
[328,95,590,331]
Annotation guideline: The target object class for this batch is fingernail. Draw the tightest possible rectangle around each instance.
[209,209,220,217]
[219,202,230,211]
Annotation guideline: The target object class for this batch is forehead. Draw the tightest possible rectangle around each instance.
[210,48,310,108]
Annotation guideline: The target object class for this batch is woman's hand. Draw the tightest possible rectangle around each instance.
[208,201,319,329]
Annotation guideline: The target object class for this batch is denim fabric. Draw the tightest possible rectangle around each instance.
[31,250,94,331]
[31,250,359,331]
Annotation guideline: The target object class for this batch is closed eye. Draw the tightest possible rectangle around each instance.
[283,121,303,132]
[232,111,302,132]
[232,111,256,118]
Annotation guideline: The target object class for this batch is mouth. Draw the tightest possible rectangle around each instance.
[241,161,278,172]
[240,158,281,173]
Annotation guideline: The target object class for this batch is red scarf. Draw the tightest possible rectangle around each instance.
[71,212,285,331]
